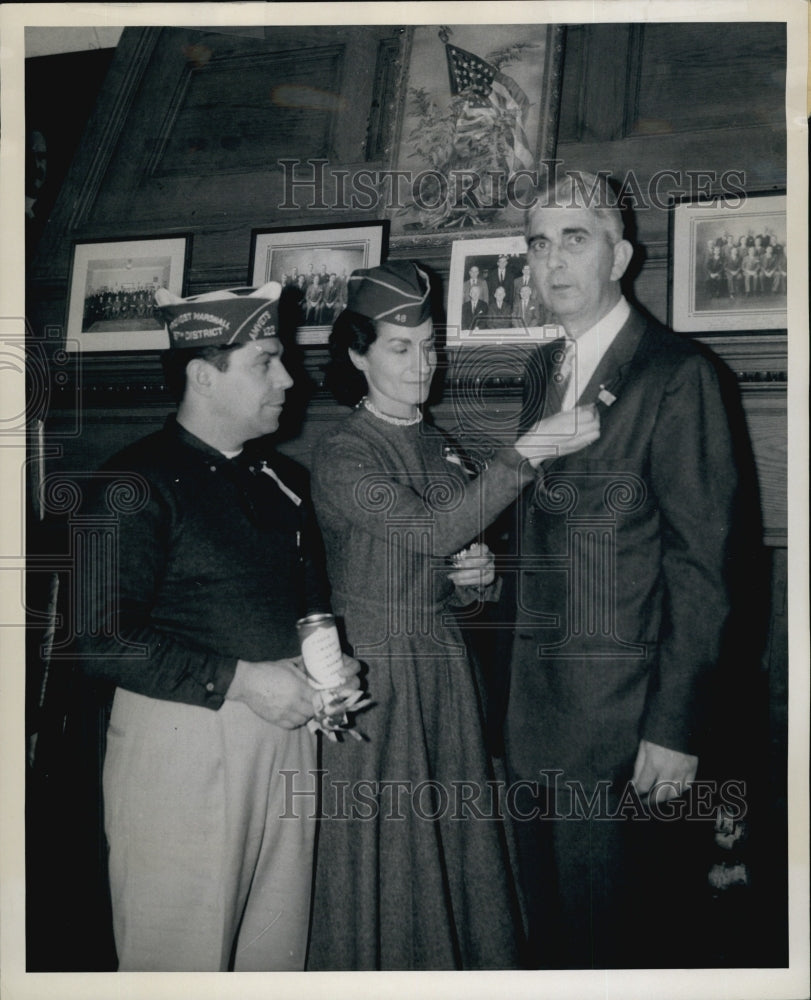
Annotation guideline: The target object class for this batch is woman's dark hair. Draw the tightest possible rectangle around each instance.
[322,309,378,406]
[161,344,240,402]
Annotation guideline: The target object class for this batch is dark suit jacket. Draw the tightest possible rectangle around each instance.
[503,306,738,786]
[512,300,540,328]
[485,302,513,328]
[513,276,536,306]
[461,298,489,330]
[463,279,489,304]
[488,267,515,306]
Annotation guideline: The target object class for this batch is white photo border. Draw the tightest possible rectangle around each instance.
[670,192,787,333]
[249,220,388,345]
[64,234,189,352]
[447,234,561,346]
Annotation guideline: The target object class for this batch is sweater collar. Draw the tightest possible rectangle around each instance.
[165,414,229,461]
[165,415,264,469]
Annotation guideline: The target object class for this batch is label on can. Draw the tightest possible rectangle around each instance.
[296,613,344,688]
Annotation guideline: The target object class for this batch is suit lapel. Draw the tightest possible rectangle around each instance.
[518,308,647,434]
[576,307,647,407]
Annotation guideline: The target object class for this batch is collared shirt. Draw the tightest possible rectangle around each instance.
[561,296,630,411]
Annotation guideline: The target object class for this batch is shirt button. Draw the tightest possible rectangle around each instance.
[209,465,217,472]
[205,682,215,692]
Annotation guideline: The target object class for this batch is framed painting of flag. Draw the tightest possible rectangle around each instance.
[389,23,565,243]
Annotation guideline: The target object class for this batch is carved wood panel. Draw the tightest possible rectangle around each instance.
[148,46,346,177]
[31,25,408,284]
[30,21,789,547]
[741,389,787,546]
[626,22,787,136]
[556,22,787,253]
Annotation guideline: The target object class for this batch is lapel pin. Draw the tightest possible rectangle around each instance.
[598,384,617,407]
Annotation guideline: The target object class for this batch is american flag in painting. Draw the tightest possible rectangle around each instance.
[444,41,533,172]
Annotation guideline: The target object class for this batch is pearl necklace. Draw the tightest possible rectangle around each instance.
[360,396,422,426]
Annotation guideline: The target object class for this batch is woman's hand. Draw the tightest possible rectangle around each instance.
[514,404,601,467]
[447,542,495,589]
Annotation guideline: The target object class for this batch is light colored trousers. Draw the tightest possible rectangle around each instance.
[103,689,316,971]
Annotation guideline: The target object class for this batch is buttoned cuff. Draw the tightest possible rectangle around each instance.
[201,655,239,709]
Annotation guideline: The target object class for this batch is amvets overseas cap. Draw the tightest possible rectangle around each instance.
[155,282,282,349]
[347,261,431,326]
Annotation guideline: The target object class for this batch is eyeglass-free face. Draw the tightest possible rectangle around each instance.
[525,206,631,337]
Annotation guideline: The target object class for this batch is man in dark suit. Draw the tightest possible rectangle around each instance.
[502,171,739,968]
[485,283,513,328]
[512,282,542,329]
[488,253,515,308]
[461,282,489,330]
[512,262,536,306]
[462,263,489,305]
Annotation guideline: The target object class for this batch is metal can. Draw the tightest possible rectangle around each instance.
[296,613,344,689]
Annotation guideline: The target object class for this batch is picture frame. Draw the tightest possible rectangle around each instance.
[388,23,565,244]
[669,191,787,333]
[446,235,561,346]
[249,221,389,345]
[64,234,190,352]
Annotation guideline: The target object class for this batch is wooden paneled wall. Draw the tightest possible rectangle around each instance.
[556,22,787,323]
[25,22,791,970]
[30,21,787,548]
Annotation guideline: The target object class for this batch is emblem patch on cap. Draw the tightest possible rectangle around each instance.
[155,282,282,349]
[346,261,431,326]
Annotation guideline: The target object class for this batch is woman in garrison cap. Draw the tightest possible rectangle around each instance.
[306,261,600,970]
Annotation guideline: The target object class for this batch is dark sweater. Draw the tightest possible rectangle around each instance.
[77,416,330,710]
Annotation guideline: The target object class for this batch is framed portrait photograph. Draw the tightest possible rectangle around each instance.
[669,192,787,333]
[65,234,190,352]
[446,234,561,346]
[250,221,389,345]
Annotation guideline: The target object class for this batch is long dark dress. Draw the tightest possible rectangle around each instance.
[306,404,531,970]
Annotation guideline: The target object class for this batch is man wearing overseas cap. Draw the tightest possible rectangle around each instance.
[76,283,361,971]
[306,261,601,970]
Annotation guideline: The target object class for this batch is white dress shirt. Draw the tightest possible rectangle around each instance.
[561,296,630,411]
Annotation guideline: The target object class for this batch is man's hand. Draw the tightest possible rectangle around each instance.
[632,738,698,804]
[514,404,600,467]
[226,657,316,729]
[324,653,364,702]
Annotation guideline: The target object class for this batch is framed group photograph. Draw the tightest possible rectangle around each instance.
[446,234,561,346]
[669,191,787,333]
[65,234,190,352]
[250,220,389,345]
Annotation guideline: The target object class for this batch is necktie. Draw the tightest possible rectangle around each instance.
[558,339,576,411]
[547,339,575,415]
